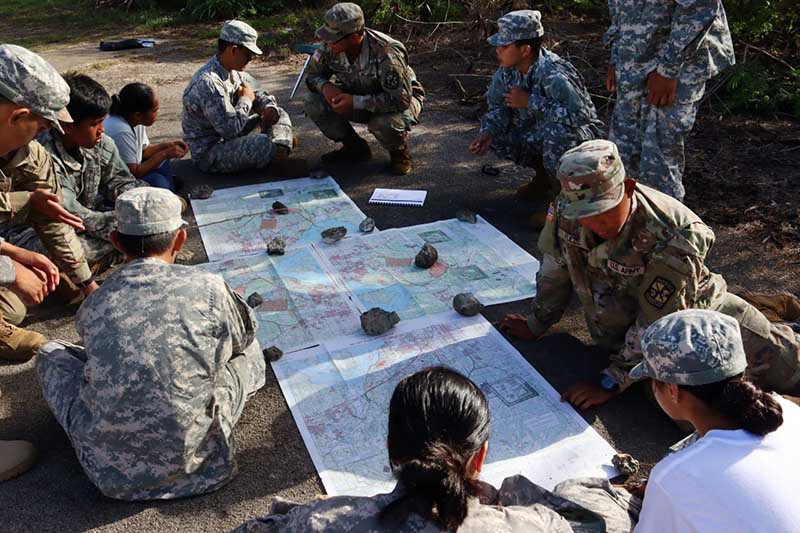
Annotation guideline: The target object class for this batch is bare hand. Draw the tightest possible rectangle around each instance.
[504,86,530,109]
[3,246,59,292]
[237,83,256,102]
[171,140,189,154]
[469,132,493,156]
[496,313,536,340]
[646,71,677,107]
[561,381,620,410]
[164,145,186,159]
[261,107,280,126]
[9,260,48,305]
[606,64,617,93]
[322,82,344,105]
[330,93,354,115]
[81,280,99,297]
[29,189,85,231]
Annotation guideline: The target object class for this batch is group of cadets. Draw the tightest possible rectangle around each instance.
[1,1,799,531]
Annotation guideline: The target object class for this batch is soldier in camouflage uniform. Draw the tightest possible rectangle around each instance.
[183,20,294,174]
[604,0,735,200]
[470,10,603,226]
[305,2,425,175]
[37,188,266,500]
[498,139,800,410]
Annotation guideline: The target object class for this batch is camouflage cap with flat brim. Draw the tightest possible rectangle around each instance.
[220,20,263,55]
[116,188,188,237]
[316,2,365,42]
[487,10,545,46]
[556,139,626,220]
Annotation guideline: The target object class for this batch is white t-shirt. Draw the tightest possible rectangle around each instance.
[635,396,800,533]
[103,114,149,165]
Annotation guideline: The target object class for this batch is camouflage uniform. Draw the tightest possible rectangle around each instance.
[0,238,20,323]
[482,11,603,178]
[182,21,293,174]
[36,189,266,500]
[604,0,735,200]
[305,3,425,152]
[531,140,800,392]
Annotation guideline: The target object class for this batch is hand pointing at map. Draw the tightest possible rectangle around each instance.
[496,313,537,340]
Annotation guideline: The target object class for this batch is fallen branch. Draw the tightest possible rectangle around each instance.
[393,12,470,26]
[737,39,796,72]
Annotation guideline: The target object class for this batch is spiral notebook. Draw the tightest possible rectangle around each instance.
[369,188,427,207]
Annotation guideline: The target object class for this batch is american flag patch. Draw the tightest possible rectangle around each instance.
[312,49,322,62]
[546,203,555,222]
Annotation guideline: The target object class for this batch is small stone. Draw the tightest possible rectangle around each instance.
[267,237,286,255]
[456,210,477,224]
[263,346,283,362]
[414,243,438,268]
[189,184,214,200]
[246,292,263,309]
[360,307,400,336]
[453,293,484,316]
[359,217,375,233]
[272,201,289,214]
[321,226,347,244]
[612,453,640,476]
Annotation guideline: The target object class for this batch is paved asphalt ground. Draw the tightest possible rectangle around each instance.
[1,39,766,532]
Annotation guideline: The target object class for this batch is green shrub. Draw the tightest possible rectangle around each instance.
[185,0,256,21]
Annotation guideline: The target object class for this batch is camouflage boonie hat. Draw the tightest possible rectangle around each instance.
[316,2,365,42]
[487,10,545,46]
[0,44,72,134]
[630,310,748,386]
[556,139,626,220]
[116,188,187,236]
[220,20,263,55]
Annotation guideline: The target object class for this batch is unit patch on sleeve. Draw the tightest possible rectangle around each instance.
[644,277,676,308]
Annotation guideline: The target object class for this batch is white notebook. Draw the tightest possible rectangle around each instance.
[369,188,427,207]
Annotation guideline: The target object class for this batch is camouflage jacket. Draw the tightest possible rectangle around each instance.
[71,258,261,500]
[604,0,735,81]
[39,131,146,240]
[480,48,602,139]
[531,184,728,389]
[306,28,425,114]
[182,55,279,159]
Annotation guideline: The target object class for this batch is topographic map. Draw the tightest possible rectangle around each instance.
[201,246,361,353]
[273,314,617,496]
[191,177,373,262]
[319,216,539,320]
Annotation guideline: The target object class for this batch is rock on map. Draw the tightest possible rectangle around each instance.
[191,177,372,262]
[272,313,617,496]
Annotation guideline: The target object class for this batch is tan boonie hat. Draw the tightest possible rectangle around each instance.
[115,188,187,236]
[0,44,72,134]
[316,2,365,42]
[556,139,626,220]
[220,20,263,55]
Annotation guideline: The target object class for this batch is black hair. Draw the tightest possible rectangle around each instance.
[680,373,784,436]
[218,38,235,54]
[109,83,156,119]
[514,37,543,56]
[63,72,111,124]
[115,230,179,258]
[380,367,491,532]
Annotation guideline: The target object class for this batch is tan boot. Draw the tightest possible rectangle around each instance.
[321,135,372,165]
[0,318,45,363]
[740,292,800,323]
[0,440,36,481]
[389,147,413,175]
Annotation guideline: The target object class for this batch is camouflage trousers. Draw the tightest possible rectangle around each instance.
[196,108,294,174]
[304,92,423,151]
[610,76,706,201]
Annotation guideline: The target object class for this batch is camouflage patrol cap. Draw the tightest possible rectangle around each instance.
[0,44,72,134]
[487,10,545,46]
[116,188,187,237]
[629,310,747,386]
[220,20,263,55]
[556,139,626,220]
[316,3,365,42]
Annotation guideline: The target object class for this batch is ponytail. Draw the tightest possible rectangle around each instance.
[109,83,155,120]
[683,374,784,436]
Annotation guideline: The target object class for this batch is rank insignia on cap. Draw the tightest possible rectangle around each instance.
[645,277,676,309]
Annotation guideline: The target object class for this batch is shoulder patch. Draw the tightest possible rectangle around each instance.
[644,277,676,308]
[383,70,401,90]
[312,49,322,62]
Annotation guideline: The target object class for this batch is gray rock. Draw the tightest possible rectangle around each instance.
[414,243,438,268]
[321,226,347,244]
[246,292,263,309]
[359,217,375,233]
[189,184,214,200]
[267,237,286,256]
[263,346,284,362]
[456,210,477,224]
[453,293,484,316]
[272,201,289,215]
[612,453,640,476]
[360,307,400,336]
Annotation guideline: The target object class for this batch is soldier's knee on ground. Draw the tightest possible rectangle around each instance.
[303,92,330,120]
[0,289,27,326]
[367,113,407,150]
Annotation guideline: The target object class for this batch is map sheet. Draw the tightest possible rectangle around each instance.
[191,177,373,262]
[272,313,618,496]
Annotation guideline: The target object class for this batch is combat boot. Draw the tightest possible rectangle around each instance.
[389,146,413,175]
[0,318,45,363]
[321,134,372,165]
[0,440,36,481]
[273,134,300,162]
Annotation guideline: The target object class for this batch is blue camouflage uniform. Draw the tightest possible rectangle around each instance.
[604,0,735,200]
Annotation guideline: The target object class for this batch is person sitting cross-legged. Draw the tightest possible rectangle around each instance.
[36,188,266,500]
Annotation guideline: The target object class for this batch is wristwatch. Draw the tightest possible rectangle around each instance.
[75,276,95,289]
[599,374,619,392]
